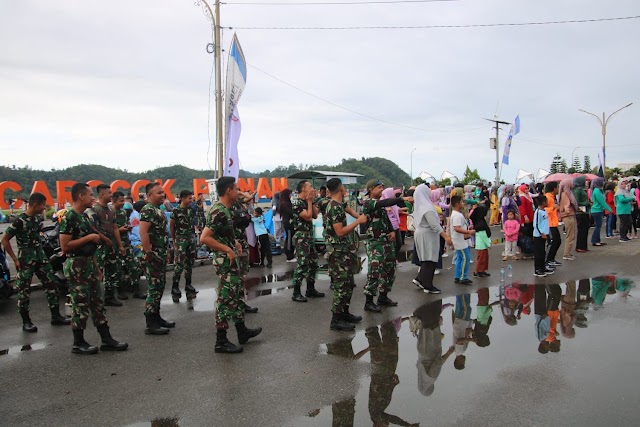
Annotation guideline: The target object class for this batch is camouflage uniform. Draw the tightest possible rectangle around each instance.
[140,203,169,315]
[114,208,142,288]
[207,202,244,329]
[5,213,61,312]
[86,203,122,294]
[171,205,196,293]
[196,199,206,230]
[325,200,355,314]
[363,200,396,296]
[59,209,107,330]
[292,198,318,289]
[315,196,331,216]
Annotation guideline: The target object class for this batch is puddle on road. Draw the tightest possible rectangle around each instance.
[0,342,48,357]
[290,276,639,426]
[125,418,180,427]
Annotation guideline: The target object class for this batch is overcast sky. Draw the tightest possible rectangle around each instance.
[1,0,638,182]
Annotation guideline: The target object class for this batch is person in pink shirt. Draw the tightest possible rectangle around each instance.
[381,188,403,255]
[502,210,520,261]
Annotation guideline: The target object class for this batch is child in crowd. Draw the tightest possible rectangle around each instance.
[252,207,273,268]
[502,210,520,261]
[533,195,554,277]
[470,205,491,278]
[452,293,474,370]
[451,195,475,285]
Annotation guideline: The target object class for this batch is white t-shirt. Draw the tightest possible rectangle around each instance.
[451,210,469,250]
[453,318,472,355]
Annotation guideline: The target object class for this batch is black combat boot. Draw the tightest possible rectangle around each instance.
[244,305,259,314]
[291,285,308,302]
[342,309,363,323]
[330,313,355,331]
[364,295,382,313]
[132,282,146,299]
[50,306,71,326]
[215,329,243,354]
[157,312,176,328]
[185,279,198,297]
[97,323,129,351]
[377,292,398,307]
[117,287,129,300]
[236,322,263,344]
[72,329,99,355]
[305,281,325,298]
[104,289,123,307]
[20,310,38,333]
[171,281,182,303]
[144,312,170,335]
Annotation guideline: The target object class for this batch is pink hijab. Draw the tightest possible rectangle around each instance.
[381,187,400,230]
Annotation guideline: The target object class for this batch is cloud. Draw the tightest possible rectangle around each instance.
[0,0,638,181]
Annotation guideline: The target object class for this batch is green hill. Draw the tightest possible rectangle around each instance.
[1,157,410,199]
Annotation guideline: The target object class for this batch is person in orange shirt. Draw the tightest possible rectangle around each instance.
[544,182,562,268]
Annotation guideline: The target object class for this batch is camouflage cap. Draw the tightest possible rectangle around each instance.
[365,179,384,195]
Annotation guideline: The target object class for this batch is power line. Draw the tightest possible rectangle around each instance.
[224,0,457,5]
[227,14,640,30]
[249,62,486,133]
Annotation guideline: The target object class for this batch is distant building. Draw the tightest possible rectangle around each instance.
[617,162,639,171]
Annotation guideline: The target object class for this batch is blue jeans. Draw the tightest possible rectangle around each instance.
[606,213,615,237]
[591,212,604,244]
[455,247,471,280]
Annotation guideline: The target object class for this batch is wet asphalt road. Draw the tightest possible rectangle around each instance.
[1,231,640,427]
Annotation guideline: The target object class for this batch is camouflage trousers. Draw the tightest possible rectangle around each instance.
[143,253,167,315]
[213,253,244,329]
[63,255,107,330]
[96,244,123,292]
[120,244,142,286]
[293,232,319,288]
[364,237,396,296]
[172,236,195,287]
[16,251,60,312]
[328,246,356,314]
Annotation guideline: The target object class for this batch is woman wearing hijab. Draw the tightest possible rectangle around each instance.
[500,185,518,227]
[573,176,591,252]
[589,177,612,247]
[615,179,637,242]
[558,178,577,260]
[414,184,452,294]
[470,204,491,277]
[517,184,535,259]
[279,188,296,262]
[489,186,500,226]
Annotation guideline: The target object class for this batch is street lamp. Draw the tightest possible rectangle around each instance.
[578,102,633,176]
[571,146,580,171]
[410,148,417,186]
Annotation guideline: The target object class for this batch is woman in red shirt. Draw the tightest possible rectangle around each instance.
[517,184,535,259]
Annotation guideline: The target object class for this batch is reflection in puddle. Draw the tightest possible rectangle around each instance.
[295,276,637,426]
[0,342,48,357]
[126,418,180,427]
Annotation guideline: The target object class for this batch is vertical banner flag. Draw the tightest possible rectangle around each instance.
[597,149,604,177]
[501,115,521,166]
[224,34,247,179]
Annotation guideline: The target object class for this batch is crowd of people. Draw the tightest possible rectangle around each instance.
[1,173,638,356]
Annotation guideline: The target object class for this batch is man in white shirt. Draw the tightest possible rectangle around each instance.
[451,195,475,285]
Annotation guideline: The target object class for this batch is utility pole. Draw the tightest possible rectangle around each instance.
[198,0,224,178]
[579,103,633,178]
[484,117,511,187]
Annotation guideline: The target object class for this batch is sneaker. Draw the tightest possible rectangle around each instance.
[473,272,482,278]
[480,272,491,277]
[563,255,575,261]
[544,268,555,275]
[534,270,547,277]
[423,286,442,294]
[442,253,449,258]
[286,258,297,263]
[619,238,631,243]
[454,278,460,284]
[548,260,562,267]
[412,277,424,289]
[459,278,473,285]
[545,263,556,270]
[434,269,441,275]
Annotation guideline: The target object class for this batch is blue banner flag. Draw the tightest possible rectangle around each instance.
[501,115,521,166]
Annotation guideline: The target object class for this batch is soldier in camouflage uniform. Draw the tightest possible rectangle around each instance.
[196,194,207,231]
[59,183,128,355]
[201,177,262,354]
[324,178,368,331]
[291,180,324,302]
[232,191,259,314]
[85,184,125,306]
[112,191,145,299]
[170,190,198,302]
[1,192,70,332]
[140,182,175,335]
[362,180,410,312]
[315,186,330,215]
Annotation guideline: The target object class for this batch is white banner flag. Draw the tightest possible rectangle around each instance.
[224,106,241,179]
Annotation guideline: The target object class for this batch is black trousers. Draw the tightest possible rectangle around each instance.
[284,227,294,260]
[619,214,632,239]
[534,236,547,272]
[258,234,273,265]
[419,261,437,290]
[546,226,561,262]
[576,214,589,250]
